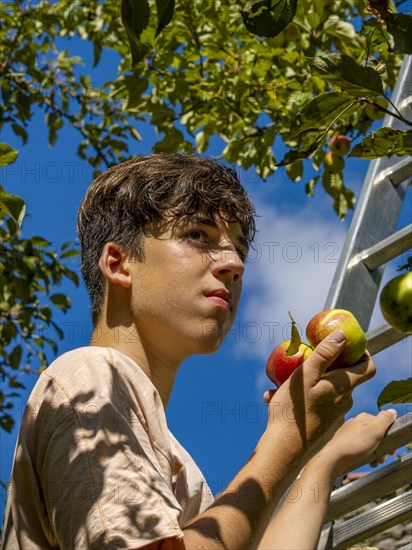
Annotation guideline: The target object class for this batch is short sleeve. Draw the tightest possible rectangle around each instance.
[12,369,185,550]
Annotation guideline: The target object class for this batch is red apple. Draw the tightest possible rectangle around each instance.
[306,309,367,368]
[266,340,313,387]
[330,135,351,156]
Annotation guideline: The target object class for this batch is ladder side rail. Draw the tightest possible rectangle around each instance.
[317,491,412,550]
[325,453,412,523]
[324,55,412,328]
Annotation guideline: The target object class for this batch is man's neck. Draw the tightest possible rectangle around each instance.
[90,323,179,409]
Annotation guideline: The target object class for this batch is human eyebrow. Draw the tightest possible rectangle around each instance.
[187,216,218,228]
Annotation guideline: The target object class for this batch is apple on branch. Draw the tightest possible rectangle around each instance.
[330,135,351,156]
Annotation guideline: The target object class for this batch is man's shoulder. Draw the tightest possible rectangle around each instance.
[38,346,149,400]
[33,346,121,400]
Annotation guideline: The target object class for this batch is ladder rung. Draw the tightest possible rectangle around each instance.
[359,224,412,270]
[341,412,412,474]
[325,453,412,523]
[399,94,412,116]
[376,158,412,187]
[318,491,412,549]
[366,323,408,355]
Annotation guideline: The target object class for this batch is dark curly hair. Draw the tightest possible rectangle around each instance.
[77,153,256,325]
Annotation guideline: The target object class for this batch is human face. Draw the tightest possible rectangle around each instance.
[126,215,248,360]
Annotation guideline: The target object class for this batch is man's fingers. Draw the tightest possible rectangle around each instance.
[264,389,276,404]
[323,354,377,390]
[304,330,346,383]
[376,408,398,430]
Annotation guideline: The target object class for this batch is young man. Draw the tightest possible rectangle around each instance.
[2,154,396,549]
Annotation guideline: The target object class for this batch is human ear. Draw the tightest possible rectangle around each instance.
[98,242,131,288]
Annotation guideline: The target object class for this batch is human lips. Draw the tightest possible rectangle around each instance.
[204,289,232,310]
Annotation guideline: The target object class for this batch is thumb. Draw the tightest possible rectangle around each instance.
[304,330,346,383]
[376,408,397,431]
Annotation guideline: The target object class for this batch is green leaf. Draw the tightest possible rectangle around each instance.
[286,311,302,356]
[93,40,102,67]
[0,185,26,227]
[241,0,297,38]
[289,92,356,140]
[0,144,18,166]
[121,0,151,66]
[286,159,303,181]
[279,134,324,166]
[195,130,209,153]
[377,378,412,409]
[155,0,175,37]
[123,73,149,111]
[322,170,355,219]
[50,293,71,312]
[8,376,25,389]
[309,54,384,97]
[350,128,412,159]
[306,176,320,197]
[387,13,412,54]
[11,124,28,144]
[9,346,22,370]
[30,236,50,248]
[65,270,80,286]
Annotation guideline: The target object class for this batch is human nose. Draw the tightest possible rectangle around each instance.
[211,246,245,284]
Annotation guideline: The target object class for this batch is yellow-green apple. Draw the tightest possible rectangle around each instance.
[306,309,367,368]
[285,24,300,41]
[266,340,313,387]
[324,152,345,174]
[330,135,351,156]
[365,98,388,120]
[380,271,412,334]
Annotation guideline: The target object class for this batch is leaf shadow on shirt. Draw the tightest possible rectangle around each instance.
[12,367,180,549]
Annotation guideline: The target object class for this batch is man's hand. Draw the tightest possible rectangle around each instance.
[263,330,376,459]
[311,409,397,479]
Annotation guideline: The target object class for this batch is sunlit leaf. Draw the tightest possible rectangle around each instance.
[310,53,384,97]
[289,92,356,139]
[0,144,18,166]
[378,378,412,409]
[0,185,26,228]
[286,311,303,356]
[350,128,412,159]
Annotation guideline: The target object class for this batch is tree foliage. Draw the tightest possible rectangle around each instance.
[1,0,412,435]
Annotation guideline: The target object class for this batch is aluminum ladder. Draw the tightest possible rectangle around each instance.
[317,55,412,549]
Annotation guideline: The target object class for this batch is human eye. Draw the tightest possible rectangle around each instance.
[185,229,207,241]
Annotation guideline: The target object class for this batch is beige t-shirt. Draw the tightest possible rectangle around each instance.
[2,347,213,549]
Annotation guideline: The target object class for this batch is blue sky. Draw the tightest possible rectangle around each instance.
[1,36,411,525]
